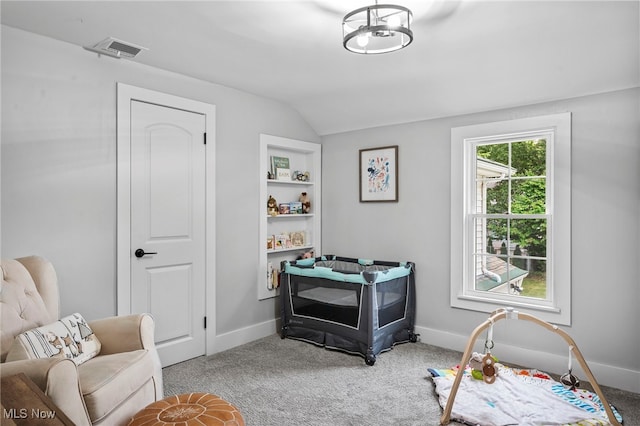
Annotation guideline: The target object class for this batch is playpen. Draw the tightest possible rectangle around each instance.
[280,255,416,365]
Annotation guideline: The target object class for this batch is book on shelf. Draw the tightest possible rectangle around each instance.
[289,202,303,214]
[278,203,290,215]
[276,168,291,181]
[270,156,290,177]
[290,231,305,247]
[275,233,292,249]
[269,231,306,250]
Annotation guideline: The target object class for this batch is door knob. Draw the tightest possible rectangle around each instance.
[135,249,158,258]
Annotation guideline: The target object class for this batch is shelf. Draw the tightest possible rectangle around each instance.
[267,245,314,255]
[259,134,321,301]
[267,179,314,186]
[267,214,314,219]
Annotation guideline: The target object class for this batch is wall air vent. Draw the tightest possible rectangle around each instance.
[84,37,148,59]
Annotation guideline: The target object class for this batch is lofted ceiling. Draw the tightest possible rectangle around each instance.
[1,0,638,135]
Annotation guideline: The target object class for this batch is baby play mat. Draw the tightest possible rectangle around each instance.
[429,364,622,426]
[431,308,622,426]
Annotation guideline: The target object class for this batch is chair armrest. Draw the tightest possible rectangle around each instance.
[89,313,155,355]
[0,358,91,425]
[89,313,164,399]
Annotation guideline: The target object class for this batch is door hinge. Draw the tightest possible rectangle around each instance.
[204,316,207,329]
[204,132,207,145]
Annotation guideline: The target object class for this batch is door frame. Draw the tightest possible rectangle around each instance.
[116,82,216,356]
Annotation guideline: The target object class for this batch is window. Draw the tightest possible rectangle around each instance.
[450,113,571,325]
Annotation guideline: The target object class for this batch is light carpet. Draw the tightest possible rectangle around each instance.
[162,334,639,426]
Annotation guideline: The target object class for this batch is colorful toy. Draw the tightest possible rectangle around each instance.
[469,351,499,382]
[560,345,580,390]
[468,316,499,384]
[297,251,314,260]
[267,195,278,216]
[439,308,621,426]
[299,192,311,214]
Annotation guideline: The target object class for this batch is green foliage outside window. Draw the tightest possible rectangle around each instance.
[477,140,547,265]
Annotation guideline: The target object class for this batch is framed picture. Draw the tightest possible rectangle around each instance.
[359,145,398,202]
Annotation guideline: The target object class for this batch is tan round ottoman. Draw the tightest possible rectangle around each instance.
[129,392,245,426]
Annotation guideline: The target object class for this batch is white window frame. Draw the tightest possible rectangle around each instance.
[450,113,571,325]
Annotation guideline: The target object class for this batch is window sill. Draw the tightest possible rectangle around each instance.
[452,294,569,326]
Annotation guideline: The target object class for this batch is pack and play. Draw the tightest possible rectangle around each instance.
[280,255,417,365]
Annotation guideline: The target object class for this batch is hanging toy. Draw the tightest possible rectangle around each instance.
[482,352,497,384]
[481,318,498,383]
[469,353,485,380]
[561,345,580,390]
[469,318,499,383]
[469,352,499,381]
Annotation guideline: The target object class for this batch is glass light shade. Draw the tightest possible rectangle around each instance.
[356,34,370,47]
[343,4,413,54]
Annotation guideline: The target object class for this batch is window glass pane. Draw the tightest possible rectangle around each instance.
[474,254,506,292]
[485,179,508,214]
[511,139,546,177]
[472,217,492,256]
[476,143,510,215]
[520,259,547,299]
[477,143,509,165]
[511,178,546,214]
[508,243,527,271]
[474,253,533,296]
[486,218,508,252]
[509,218,547,258]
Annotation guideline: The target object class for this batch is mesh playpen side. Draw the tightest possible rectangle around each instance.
[280,256,417,365]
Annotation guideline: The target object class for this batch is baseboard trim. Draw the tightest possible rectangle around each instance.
[415,325,640,394]
[210,319,279,354]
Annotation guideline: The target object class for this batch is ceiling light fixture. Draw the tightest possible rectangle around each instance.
[342,1,413,54]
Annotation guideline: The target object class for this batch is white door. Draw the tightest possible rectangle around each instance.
[130,100,206,367]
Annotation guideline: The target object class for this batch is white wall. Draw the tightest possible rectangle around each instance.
[3,24,639,394]
[321,88,640,392]
[1,26,319,335]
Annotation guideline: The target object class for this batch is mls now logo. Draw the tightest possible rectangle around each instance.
[3,408,57,420]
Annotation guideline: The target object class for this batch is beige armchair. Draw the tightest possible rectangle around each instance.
[0,256,163,425]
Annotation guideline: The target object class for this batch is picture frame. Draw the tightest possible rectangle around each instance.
[359,145,398,202]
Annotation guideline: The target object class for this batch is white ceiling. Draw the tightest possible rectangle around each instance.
[2,1,638,135]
